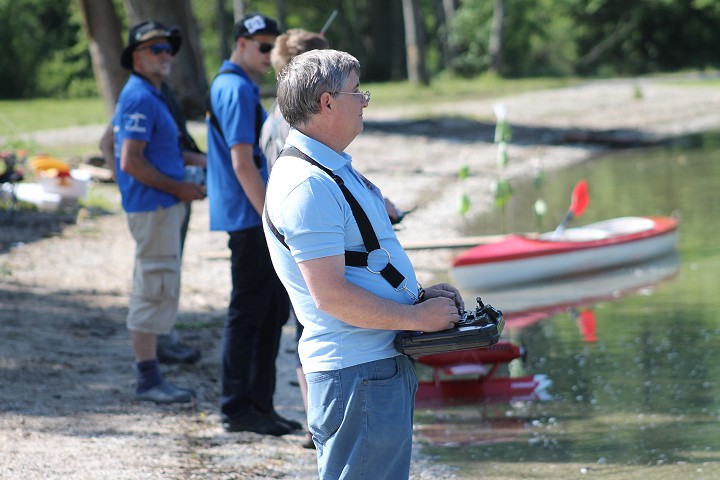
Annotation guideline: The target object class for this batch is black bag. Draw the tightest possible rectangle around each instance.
[395,297,504,358]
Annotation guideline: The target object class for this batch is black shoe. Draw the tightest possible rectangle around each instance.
[301,431,316,449]
[157,333,201,364]
[262,410,303,431]
[135,380,195,404]
[222,413,293,436]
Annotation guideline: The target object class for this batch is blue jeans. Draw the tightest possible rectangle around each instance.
[306,355,418,480]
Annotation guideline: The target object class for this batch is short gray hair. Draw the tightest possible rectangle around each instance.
[277,49,361,128]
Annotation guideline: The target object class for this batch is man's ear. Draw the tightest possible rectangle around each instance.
[319,92,333,112]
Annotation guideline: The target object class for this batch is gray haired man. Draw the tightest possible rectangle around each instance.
[264,49,464,479]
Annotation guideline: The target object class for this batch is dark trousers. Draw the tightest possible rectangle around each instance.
[220,226,290,420]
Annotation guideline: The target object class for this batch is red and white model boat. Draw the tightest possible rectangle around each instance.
[415,340,551,405]
[450,216,679,291]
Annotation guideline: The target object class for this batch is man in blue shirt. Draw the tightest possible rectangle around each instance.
[206,13,296,436]
[113,21,206,404]
[264,49,465,479]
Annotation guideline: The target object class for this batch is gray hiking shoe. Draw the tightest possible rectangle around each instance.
[157,330,201,364]
[135,380,195,404]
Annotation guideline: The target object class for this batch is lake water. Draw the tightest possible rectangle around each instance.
[415,133,720,478]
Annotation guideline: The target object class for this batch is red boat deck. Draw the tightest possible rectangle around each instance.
[415,341,551,404]
[452,216,678,267]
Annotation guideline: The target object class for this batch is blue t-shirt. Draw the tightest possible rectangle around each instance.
[264,129,420,374]
[206,61,269,232]
[112,74,183,213]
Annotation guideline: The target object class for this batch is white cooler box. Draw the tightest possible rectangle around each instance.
[40,169,90,199]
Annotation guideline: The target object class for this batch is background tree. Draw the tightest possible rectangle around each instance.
[78,0,126,118]
[0,0,92,99]
[214,0,232,61]
[434,0,458,73]
[274,0,287,29]
[570,0,720,75]
[488,0,505,74]
[364,0,406,81]
[8,0,720,102]
[401,0,430,85]
[232,0,246,20]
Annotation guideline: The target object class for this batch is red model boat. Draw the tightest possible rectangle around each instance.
[414,340,551,405]
[450,216,678,291]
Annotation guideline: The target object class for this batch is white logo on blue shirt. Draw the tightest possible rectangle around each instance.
[125,113,147,133]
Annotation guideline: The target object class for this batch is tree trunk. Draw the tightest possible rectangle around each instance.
[215,0,232,61]
[435,0,457,73]
[122,0,209,119]
[401,0,429,85]
[78,0,127,119]
[488,0,505,74]
[275,0,286,30]
[334,0,365,67]
[365,0,401,81]
[232,0,245,21]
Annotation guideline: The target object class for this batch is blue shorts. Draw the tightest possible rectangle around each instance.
[305,355,418,480]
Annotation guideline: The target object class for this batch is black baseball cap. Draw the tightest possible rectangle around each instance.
[233,13,281,40]
[121,20,182,70]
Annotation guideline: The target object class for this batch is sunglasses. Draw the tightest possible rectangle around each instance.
[140,43,173,55]
[247,38,274,54]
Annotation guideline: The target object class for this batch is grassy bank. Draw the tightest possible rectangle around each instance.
[3,70,715,142]
[0,98,107,136]
[0,75,574,137]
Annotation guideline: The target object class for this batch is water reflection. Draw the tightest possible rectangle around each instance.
[490,252,681,332]
[415,254,681,447]
[416,135,720,474]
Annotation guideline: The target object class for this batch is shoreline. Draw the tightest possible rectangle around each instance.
[2,77,720,479]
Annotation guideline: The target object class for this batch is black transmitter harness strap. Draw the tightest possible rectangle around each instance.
[264,146,420,301]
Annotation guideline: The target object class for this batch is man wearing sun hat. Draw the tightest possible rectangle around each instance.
[112,20,206,404]
[102,20,206,366]
[206,13,298,435]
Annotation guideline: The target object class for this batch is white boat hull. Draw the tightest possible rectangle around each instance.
[450,217,678,291]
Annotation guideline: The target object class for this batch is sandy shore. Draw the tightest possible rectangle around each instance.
[2,76,720,479]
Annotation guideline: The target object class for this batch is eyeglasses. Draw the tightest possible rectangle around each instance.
[140,43,173,55]
[247,38,274,54]
[331,91,371,103]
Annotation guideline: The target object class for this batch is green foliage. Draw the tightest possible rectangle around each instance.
[457,192,471,215]
[0,0,82,98]
[450,0,579,77]
[457,165,470,215]
[36,41,97,98]
[493,178,513,207]
[570,0,720,75]
[457,165,470,181]
[36,2,96,98]
[494,121,511,143]
[496,142,509,168]
[190,0,231,77]
[448,0,493,76]
[533,167,545,191]
[7,0,720,99]
[450,0,720,78]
